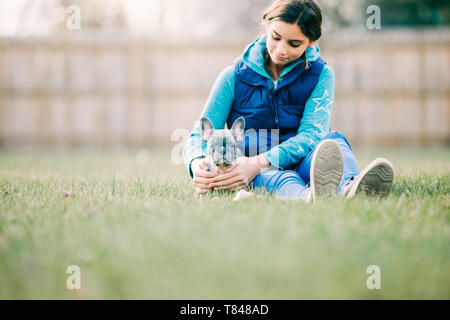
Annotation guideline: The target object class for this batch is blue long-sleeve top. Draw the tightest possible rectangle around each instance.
[183,34,335,178]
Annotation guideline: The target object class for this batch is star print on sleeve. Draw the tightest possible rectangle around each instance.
[312,89,333,114]
[312,122,326,134]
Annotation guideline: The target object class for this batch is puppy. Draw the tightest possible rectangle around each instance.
[199,117,256,201]
[200,116,245,174]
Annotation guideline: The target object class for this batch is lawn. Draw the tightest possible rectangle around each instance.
[0,147,449,299]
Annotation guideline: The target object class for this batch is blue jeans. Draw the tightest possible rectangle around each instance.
[250,131,360,200]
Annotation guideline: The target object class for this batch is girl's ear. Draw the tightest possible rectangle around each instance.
[308,40,317,47]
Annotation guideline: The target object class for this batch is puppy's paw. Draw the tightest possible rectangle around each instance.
[233,189,255,202]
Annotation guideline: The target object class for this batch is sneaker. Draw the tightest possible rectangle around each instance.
[307,139,344,202]
[341,158,394,199]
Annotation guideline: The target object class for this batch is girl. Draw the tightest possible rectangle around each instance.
[183,0,394,202]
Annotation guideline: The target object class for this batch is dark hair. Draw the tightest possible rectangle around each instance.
[262,0,322,71]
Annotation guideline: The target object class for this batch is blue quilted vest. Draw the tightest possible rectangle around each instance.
[227,55,326,157]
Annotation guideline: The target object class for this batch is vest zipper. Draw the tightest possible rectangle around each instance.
[268,86,279,129]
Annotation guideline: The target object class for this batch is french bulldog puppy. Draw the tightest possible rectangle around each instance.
[200,116,245,174]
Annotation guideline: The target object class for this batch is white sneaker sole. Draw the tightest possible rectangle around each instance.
[309,139,344,202]
[345,158,394,198]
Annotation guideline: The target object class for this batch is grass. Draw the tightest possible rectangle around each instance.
[0,146,449,299]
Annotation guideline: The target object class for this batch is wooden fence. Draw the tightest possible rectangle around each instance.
[0,29,449,148]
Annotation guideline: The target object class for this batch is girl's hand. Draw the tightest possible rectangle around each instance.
[191,158,219,195]
[208,155,271,191]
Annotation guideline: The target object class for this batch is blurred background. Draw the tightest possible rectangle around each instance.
[0,0,449,149]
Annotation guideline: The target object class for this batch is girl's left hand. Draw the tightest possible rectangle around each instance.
[208,155,270,190]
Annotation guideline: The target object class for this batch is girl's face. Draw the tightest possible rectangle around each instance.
[265,20,316,66]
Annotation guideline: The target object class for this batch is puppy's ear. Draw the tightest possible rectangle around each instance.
[230,117,245,142]
[200,117,214,141]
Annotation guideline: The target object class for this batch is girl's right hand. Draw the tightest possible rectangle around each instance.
[191,158,219,194]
